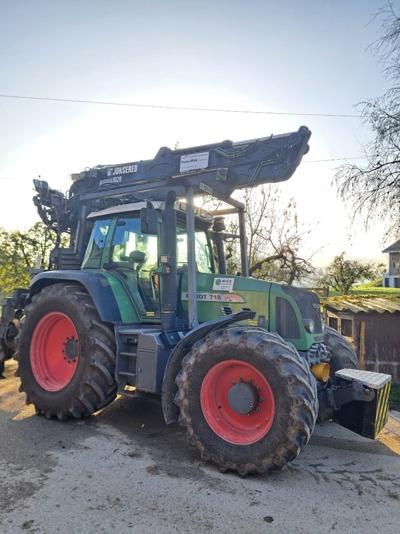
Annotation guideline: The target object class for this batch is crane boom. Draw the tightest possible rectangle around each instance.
[33,126,311,235]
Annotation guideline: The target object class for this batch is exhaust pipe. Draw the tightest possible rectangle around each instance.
[160,190,177,331]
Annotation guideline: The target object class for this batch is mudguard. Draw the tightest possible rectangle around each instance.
[28,270,127,323]
[161,310,255,424]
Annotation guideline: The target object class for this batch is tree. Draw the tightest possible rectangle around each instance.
[335,2,400,237]
[316,253,383,295]
[0,222,55,296]
[216,185,315,285]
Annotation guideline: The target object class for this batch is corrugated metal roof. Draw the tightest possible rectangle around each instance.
[324,296,400,314]
[382,239,400,253]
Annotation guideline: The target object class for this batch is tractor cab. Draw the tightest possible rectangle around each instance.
[82,201,216,323]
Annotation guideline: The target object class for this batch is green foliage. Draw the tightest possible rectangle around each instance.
[389,383,400,410]
[316,253,384,295]
[0,222,56,295]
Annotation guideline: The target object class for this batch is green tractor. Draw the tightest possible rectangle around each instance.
[14,126,391,475]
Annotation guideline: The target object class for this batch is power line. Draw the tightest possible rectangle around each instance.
[0,156,367,183]
[0,93,361,118]
[304,157,365,163]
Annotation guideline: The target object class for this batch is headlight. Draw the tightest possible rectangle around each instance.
[303,319,315,334]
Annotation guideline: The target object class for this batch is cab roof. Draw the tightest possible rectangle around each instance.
[87,201,214,225]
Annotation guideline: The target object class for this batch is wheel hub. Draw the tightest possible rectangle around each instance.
[64,337,78,361]
[31,312,80,391]
[228,381,258,414]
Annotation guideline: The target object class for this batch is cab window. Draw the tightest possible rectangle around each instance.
[82,218,111,269]
[177,228,214,273]
[111,218,158,270]
[110,217,159,316]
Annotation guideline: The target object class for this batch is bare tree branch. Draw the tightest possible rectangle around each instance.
[335,3,400,240]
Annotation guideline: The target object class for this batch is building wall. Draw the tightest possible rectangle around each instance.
[388,252,400,275]
[382,274,400,288]
[325,311,400,383]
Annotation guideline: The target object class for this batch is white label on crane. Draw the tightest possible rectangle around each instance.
[212,278,235,291]
[180,151,209,173]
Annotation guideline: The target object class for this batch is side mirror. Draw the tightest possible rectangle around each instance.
[140,207,159,235]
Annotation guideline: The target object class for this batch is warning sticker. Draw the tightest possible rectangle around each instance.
[180,152,209,173]
[212,278,235,291]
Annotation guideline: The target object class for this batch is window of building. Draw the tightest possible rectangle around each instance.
[341,318,353,337]
[328,317,338,331]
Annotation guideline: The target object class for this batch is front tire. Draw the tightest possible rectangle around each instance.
[324,326,359,377]
[17,283,117,420]
[318,326,360,421]
[175,327,318,475]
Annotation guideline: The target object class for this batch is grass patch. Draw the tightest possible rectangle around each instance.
[328,286,400,297]
[352,286,400,295]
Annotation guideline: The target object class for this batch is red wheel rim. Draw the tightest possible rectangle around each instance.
[31,312,79,391]
[200,359,275,445]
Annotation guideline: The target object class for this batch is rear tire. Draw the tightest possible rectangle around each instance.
[17,283,117,420]
[175,327,318,475]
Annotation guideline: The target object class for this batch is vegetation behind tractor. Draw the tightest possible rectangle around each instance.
[1,127,392,475]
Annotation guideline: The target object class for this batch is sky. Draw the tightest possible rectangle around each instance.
[0,0,395,267]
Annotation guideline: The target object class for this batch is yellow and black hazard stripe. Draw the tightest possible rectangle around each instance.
[373,381,391,438]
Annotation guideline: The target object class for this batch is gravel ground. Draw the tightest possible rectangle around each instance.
[1,359,399,534]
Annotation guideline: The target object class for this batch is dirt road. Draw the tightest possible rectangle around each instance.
[1,359,399,534]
